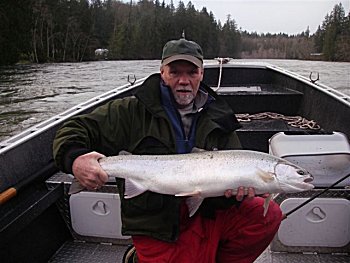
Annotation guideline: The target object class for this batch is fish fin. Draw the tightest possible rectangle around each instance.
[191,147,206,153]
[186,196,205,217]
[119,150,132,155]
[175,190,201,197]
[263,194,274,217]
[124,179,147,198]
[69,178,86,195]
[257,168,275,183]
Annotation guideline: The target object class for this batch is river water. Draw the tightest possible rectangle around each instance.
[0,59,349,142]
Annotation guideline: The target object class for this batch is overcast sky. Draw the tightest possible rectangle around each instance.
[168,0,350,35]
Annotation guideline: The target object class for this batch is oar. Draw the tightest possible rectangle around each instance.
[0,162,57,205]
[282,172,350,220]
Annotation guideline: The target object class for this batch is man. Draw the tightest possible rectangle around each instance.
[53,38,282,262]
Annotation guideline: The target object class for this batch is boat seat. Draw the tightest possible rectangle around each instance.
[217,84,305,152]
[217,84,303,115]
[236,116,321,152]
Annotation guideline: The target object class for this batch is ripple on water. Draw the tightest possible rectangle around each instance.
[0,60,349,142]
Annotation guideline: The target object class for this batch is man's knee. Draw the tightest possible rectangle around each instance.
[265,199,283,225]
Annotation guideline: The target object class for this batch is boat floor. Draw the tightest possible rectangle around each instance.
[49,240,350,262]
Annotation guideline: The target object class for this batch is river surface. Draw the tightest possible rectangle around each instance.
[0,59,349,142]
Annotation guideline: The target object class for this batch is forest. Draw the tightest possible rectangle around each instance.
[0,0,349,65]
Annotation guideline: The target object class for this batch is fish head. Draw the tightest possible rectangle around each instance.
[274,161,314,193]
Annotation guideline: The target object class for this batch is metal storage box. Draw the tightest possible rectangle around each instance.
[271,190,350,253]
[269,132,350,253]
[278,197,350,247]
[70,191,129,239]
[269,132,350,187]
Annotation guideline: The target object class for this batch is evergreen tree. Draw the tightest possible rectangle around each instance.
[0,0,32,64]
[322,3,346,60]
[313,25,324,53]
[219,15,241,57]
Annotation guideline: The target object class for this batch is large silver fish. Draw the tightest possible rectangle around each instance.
[99,150,314,216]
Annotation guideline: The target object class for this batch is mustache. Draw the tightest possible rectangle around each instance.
[175,85,192,92]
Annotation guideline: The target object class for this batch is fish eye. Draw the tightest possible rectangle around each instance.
[297,170,305,175]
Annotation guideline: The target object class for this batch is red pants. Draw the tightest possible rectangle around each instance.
[132,197,282,263]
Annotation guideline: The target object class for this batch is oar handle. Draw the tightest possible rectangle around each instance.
[0,162,57,206]
[0,188,17,205]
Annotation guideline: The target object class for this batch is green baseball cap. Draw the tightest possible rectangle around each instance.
[161,38,203,68]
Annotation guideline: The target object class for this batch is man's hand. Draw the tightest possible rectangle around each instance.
[72,151,108,190]
[224,187,270,201]
[224,187,255,201]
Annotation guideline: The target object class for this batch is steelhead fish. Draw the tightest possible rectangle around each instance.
[98,150,314,217]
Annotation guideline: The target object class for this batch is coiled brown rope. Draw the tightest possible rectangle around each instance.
[235,112,321,130]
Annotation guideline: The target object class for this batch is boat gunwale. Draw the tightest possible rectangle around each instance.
[265,63,350,106]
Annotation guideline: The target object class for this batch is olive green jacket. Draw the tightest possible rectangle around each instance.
[53,73,241,242]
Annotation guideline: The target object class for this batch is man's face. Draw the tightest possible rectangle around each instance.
[161,60,204,108]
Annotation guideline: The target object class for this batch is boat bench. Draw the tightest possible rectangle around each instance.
[215,84,313,152]
[216,84,303,114]
[236,118,322,152]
